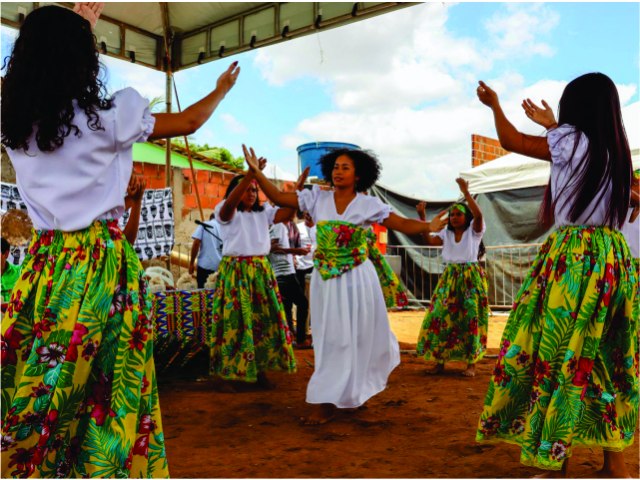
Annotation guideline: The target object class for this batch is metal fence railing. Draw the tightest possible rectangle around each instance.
[386,243,542,309]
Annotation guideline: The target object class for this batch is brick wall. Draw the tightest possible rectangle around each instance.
[471,134,509,167]
[133,162,296,220]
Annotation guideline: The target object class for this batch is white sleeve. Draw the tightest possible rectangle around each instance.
[192,225,204,241]
[547,124,586,167]
[434,228,447,241]
[264,203,279,226]
[472,219,486,238]
[296,185,322,219]
[214,200,232,225]
[113,88,156,150]
[364,195,393,224]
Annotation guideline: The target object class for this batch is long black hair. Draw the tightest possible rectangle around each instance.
[223,175,264,212]
[319,148,382,192]
[539,73,631,229]
[1,5,113,153]
[446,202,485,260]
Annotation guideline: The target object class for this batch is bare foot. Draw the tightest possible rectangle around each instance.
[256,372,276,390]
[462,364,476,377]
[427,363,445,375]
[300,404,336,426]
[599,450,633,477]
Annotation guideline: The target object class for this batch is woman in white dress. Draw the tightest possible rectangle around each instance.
[242,145,445,424]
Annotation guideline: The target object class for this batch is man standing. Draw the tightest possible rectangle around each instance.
[189,213,223,289]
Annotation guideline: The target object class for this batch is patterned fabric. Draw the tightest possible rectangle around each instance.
[1,220,168,478]
[416,262,489,364]
[476,226,638,471]
[209,256,296,382]
[152,289,214,368]
[314,221,408,308]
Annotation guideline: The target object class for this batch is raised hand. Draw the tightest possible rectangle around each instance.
[217,61,240,95]
[73,2,104,29]
[456,177,470,194]
[242,144,260,172]
[296,166,311,191]
[521,98,557,129]
[428,213,447,233]
[476,81,499,109]
[416,201,427,221]
[258,157,267,171]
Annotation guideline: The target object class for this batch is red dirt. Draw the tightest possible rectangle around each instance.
[158,345,639,478]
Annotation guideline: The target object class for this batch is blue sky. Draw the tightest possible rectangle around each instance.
[2,2,639,199]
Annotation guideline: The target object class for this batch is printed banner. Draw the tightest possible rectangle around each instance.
[1,182,174,264]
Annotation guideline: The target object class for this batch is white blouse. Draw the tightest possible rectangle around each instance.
[7,88,155,231]
[214,200,279,257]
[548,125,613,226]
[434,221,485,264]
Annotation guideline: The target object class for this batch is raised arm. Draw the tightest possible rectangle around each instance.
[218,172,255,223]
[273,165,311,224]
[456,178,483,233]
[243,145,302,209]
[416,201,444,246]
[382,212,447,237]
[149,62,240,139]
[476,81,551,161]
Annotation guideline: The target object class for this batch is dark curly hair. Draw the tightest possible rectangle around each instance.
[1,5,113,153]
[223,175,264,212]
[319,148,381,192]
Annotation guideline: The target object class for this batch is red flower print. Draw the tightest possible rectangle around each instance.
[129,326,148,351]
[479,415,500,436]
[554,254,567,281]
[572,357,594,387]
[66,323,89,362]
[493,362,511,386]
[81,340,99,361]
[498,339,511,360]
[516,351,530,366]
[87,373,116,426]
[141,375,150,394]
[533,359,551,386]
[8,446,37,477]
[1,325,24,365]
[396,292,409,307]
[30,382,52,398]
[6,291,24,318]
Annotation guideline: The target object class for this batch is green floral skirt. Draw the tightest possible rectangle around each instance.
[416,262,489,364]
[209,256,296,382]
[476,226,638,470]
[1,220,168,478]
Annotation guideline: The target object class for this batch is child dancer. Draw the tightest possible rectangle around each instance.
[210,164,306,390]
[0,4,238,477]
[242,145,445,424]
[416,178,489,377]
[475,75,637,477]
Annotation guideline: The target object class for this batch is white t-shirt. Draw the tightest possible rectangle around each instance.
[214,199,278,257]
[296,221,316,271]
[269,223,295,277]
[434,221,485,264]
[7,88,155,231]
[191,219,223,271]
[548,125,613,226]
[621,209,639,258]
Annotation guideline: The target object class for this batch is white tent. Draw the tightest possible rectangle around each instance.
[461,101,640,194]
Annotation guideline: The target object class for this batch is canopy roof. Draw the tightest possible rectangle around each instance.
[1,2,416,71]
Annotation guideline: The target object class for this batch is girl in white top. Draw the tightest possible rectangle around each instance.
[210,167,306,390]
[474,75,637,477]
[0,4,238,477]
[416,178,489,378]
[242,145,445,425]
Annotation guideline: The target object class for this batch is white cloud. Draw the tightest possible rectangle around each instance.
[102,56,165,100]
[220,113,247,134]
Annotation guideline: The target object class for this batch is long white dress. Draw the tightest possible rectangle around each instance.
[297,186,400,408]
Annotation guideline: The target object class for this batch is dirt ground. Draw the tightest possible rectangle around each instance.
[157,312,639,479]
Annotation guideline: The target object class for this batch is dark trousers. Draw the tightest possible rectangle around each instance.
[276,274,309,344]
[196,266,216,289]
[296,267,313,294]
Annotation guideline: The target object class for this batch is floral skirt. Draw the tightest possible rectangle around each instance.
[416,262,489,364]
[1,220,168,478]
[476,226,638,471]
[209,256,296,382]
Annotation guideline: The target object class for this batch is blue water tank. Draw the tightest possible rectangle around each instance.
[297,142,361,179]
